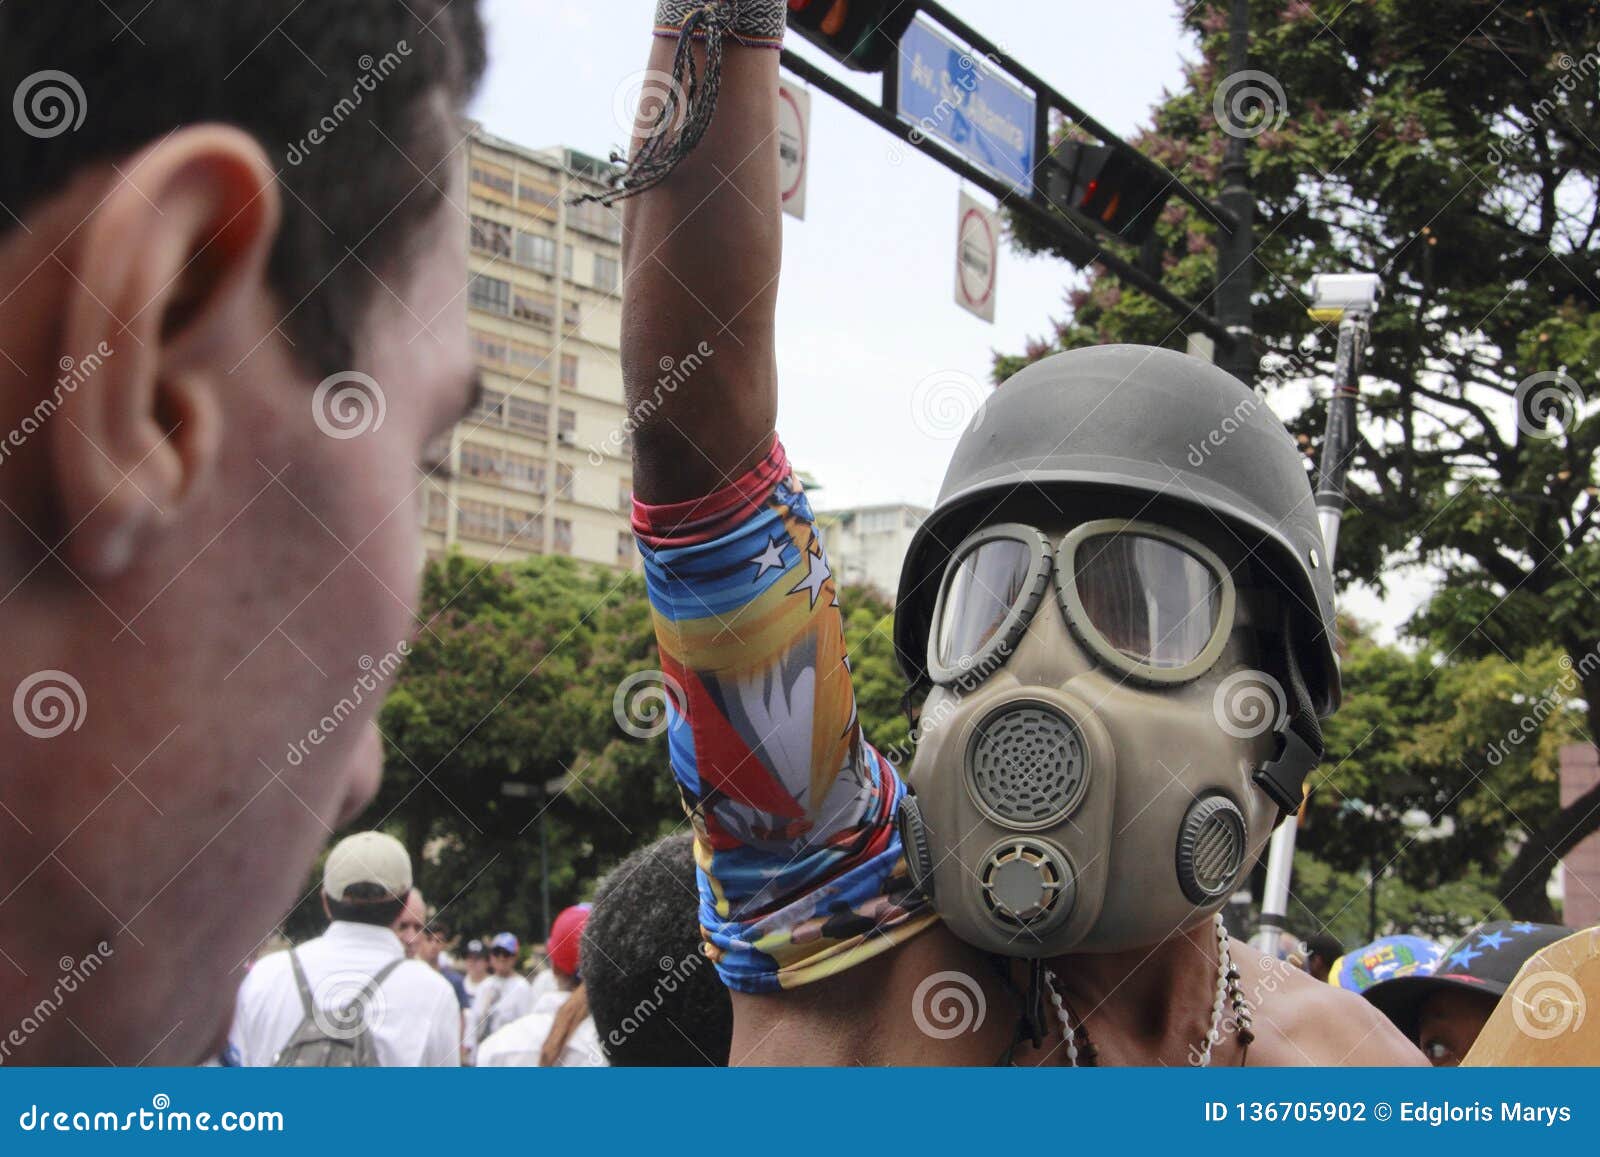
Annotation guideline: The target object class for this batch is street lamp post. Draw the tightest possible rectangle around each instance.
[501,775,572,942]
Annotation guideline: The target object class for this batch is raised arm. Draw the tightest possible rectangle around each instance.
[620,19,781,503]
[617,5,937,999]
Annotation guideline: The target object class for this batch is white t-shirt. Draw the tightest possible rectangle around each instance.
[528,967,560,1003]
[476,990,606,1068]
[230,922,461,1067]
[467,971,532,1045]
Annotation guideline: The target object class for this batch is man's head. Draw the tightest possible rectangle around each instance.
[320,831,413,928]
[395,889,428,958]
[488,932,519,977]
[1363,920,1572,1066]
[1413,987,1497,1067]
[583,834,732,1066]
[0,1,486,1064]
[417,909,452,968]
[1302,931,1345,983]
[463,939,489,982]
[546,904,591,987]
[893,346,1337,957]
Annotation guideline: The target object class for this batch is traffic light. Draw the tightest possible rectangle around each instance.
[788,0,917,73]
[1043,142,1172,245]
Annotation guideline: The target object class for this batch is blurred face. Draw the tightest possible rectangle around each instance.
[490,948,517,977]
[1416,988,1497,1066]
[396,892,427,958]
[0,133,474,1064]
[416,926,447,967]
[465,954,489,981]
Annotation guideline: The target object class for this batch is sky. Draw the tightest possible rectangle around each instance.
[467,0,1425,640]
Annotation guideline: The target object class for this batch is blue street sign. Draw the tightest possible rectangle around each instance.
[896,16,1037,195]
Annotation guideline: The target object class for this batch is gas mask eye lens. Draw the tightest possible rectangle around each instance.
[929,526,1051,684]
[1074,533,1219,668]
[1057,522,1237,686]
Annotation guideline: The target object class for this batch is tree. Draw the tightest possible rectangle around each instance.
[281,554,675,943]
[1289,621,1583,935]
[1003,0,1599,919]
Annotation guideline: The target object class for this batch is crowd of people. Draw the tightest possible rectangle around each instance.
[216,832,1575,1068]
[222,831,730,1067]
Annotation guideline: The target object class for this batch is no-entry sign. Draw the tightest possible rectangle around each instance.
[778,81,809,221]
[955,191,998,322]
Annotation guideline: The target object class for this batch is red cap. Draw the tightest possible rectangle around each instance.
[547,903,591,977]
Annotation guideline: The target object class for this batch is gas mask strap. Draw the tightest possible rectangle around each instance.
[1251,611,1325,815]
[985,955,1049,1061]
[900,685,919,738]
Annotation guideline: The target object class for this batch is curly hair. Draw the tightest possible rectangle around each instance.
[581,834,732,1066]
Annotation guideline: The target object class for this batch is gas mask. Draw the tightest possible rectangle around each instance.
[898,516,1321,957]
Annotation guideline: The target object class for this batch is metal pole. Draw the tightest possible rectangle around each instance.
[1367,850,1379,942]
[1252,303,1372,955]
[539,812,551,943]
[1215,0,1255,386]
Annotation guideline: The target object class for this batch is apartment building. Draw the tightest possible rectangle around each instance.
[819,503,930,603]
[420,128,637,571]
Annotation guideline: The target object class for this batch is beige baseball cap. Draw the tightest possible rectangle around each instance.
[322,831,412,901]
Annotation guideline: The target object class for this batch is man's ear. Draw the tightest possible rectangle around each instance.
[50,125,282,579]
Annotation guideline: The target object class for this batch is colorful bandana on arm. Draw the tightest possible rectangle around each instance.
[632,437,938,994]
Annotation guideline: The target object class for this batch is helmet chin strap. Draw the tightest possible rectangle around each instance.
[1251,610,1325,815]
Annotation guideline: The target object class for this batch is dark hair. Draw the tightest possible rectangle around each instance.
[1303,931,1345,962]
[581,834,732,1067]
[0,0,486,374]
[327,882,408,927]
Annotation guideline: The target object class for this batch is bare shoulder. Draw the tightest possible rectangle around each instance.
[1231,939,1426,1066]
[729,924,1014,1066]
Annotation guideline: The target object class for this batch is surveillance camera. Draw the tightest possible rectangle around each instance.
[1305,273,1383,316]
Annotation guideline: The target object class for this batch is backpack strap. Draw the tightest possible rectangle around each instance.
[287,950,316,1019]
[474,980,504,1042]
[341,957,405,1019]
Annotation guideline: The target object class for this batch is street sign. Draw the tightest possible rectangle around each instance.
[897,15,1037,195]
[955,191,998,323]
[778,81,810,220]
